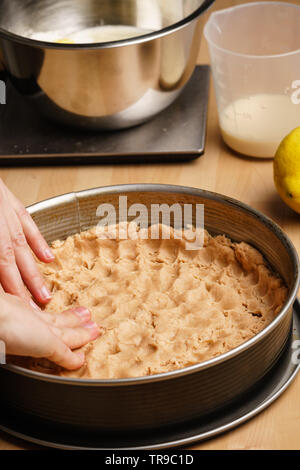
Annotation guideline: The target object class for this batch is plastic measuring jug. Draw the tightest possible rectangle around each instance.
[204,2,300,158]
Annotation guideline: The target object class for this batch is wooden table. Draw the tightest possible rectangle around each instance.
[1,0,300,451]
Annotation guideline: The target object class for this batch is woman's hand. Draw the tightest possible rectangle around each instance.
[0,181,101,371]
[0,292,102,370]
[0,178,55,305]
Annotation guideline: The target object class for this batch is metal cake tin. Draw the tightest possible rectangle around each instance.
[0,301,299,449]
[0,184,299,435]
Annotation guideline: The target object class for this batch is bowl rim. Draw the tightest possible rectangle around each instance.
[3,183,299,386]
[0,0,215,50]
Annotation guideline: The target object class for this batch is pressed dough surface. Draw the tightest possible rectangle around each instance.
[27,224,287,379]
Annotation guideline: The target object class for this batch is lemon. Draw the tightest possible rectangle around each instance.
[274,127,300,214]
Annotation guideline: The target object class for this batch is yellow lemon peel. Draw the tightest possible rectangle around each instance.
[274,127,300,213]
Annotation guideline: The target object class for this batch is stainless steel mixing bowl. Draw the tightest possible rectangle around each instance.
[0,0,214,130]
[0,184,299,434]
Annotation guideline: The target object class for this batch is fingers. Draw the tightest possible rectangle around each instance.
[50,321,101,350]
[0,292,101,371]
[35,306,102,366]
[3,201,52,304]
[46,318,102,370]
[0,190,30,302]
[36,306,92,328]
[4,183,55,264]
[0,180,53,303]
[47,340,86,370]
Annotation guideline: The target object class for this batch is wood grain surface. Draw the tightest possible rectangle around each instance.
[0,0,299,451]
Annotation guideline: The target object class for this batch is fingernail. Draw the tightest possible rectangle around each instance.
[84,321,101,340]
[74,307,91,322]
[83,321,99,329]
[44,248,55,261]
[40,285,52,301]
[30,299,41,311]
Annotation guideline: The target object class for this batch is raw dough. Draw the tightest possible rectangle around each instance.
[26,224,288,379]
